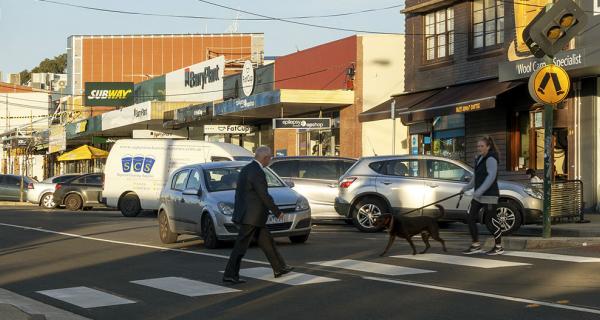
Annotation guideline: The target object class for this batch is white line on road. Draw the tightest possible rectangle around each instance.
[504,251,600,263]
[364,276,600,315]
[392,253,531,268]
[237,267,340,286]
[37,286,135,309]
[0,222,269,265]
[131,277,240,297]
[0,288,90,320]
[309,259,435,276]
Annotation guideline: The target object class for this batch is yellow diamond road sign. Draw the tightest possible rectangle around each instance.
[528,64,570,105]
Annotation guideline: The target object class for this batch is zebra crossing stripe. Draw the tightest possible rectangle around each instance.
[392,253,531,268]
[237,267,340,286]
[309,259,435,276]
[504,251,600,263]
[36,287,135,309]
[131,277,240,297]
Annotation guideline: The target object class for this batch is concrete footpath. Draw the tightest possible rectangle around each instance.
[493,213,600,249]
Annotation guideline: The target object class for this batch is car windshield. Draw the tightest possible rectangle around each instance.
[204,166,285,192]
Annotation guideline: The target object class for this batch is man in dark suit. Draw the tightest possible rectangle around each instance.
[223,146,294,284]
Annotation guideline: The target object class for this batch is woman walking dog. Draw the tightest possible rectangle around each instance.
[461,136,504,255]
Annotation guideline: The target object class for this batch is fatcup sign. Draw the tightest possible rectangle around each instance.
[166,56,225,102]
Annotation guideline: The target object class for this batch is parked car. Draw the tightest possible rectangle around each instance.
[158,161,312,249]
[103,139,254,217]
[0,174,34,201]
[269,156,356,219]
[27,174,82,208]
[53,173,104,211]
[335,155,543,234]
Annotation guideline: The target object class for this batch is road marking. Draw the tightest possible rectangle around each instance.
[37,287,135,309]
[131,277,240,297]
[504,251,600,263]
[364,276,600,315]
[309,259,435,276]
[0,222,268,265]
[0,288,90,320]
[392,253,531,268]
[237,267,340,286]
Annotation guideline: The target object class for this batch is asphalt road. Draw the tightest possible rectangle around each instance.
[1,207,600,320]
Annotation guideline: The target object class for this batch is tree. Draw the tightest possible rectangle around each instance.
[20,53,67,85]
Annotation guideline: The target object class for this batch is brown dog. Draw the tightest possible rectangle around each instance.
[375,205,447,256]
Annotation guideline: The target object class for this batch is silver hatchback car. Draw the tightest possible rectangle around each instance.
[334,155,543,234]
[158,161,312,248]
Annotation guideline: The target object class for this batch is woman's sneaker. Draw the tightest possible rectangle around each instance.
[462,244,483,255]
[486,246,505,255]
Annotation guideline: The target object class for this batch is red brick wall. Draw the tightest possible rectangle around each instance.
[274,36,357,90]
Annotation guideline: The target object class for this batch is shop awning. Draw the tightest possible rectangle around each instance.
[214,89,354,119]
[359,79,523,123]
[57,145,109,161]
[400,79,523,123]
[359,89,443,122]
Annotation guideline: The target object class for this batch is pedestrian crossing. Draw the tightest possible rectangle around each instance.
[27,251,600,311]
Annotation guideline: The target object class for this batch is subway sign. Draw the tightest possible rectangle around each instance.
[273,118,332,130]
[85,82,134,107]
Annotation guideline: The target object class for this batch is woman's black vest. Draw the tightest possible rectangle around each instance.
[474,151,500,197]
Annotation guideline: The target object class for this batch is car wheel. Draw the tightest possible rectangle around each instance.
[202,216,222,249]
[289,233,310,244]
[120,193,141,217]
[40,193,56,209]
[158,211,178,244]
[485,201,522,235]
[352,197,387,233]
[64,194,83,211]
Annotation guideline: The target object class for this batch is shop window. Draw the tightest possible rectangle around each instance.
[472,0,504,50]
[425,7,454,61]
[296,111,340,156]
[426,160,470,182]
[432,115,466,160]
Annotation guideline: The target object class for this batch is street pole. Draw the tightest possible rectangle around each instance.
[391,100,396,155]
[542,103,553,238]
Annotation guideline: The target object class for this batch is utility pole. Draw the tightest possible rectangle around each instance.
[391,100,396,155]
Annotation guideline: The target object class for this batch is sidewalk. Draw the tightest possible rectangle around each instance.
[0,201,35,206]
[496,213,600,249]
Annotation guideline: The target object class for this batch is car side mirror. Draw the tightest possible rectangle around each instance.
[462,175,472,182]
[282,178,295,188]
[183,188,202,197]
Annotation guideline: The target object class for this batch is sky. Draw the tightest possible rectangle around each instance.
[0,0,405,78]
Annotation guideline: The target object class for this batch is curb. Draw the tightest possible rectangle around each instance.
[485,237,600,250]
[0,303,46,320]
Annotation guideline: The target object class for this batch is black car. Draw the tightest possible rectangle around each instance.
[268,156,356,219]
[0,174,34,201]
[53,173,104,210]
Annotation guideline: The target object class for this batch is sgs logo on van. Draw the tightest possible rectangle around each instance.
[121,155,156,174]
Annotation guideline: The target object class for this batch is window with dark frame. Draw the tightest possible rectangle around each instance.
[473,0,504,49]
[425,7,454,61]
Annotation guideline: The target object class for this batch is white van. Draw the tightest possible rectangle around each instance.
[103,139,253,217]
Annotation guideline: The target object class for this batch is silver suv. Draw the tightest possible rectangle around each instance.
[158,161,312,248]
[334,155,543,233]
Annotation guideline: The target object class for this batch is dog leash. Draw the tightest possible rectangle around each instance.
[401,192,464,216]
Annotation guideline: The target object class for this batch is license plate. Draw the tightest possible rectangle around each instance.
[267,214,289,224]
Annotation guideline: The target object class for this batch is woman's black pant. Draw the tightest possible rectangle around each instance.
[466,200,502,246]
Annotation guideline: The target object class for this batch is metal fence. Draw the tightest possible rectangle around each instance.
[531,180,584,222]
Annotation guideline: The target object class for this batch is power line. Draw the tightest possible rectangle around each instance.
[38,0,405,21]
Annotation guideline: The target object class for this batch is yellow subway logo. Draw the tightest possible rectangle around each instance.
[87,89,133,100]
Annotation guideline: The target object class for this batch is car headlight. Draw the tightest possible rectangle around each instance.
[524,186,543,200]
[295,197,310,211]
[218,202,234,215]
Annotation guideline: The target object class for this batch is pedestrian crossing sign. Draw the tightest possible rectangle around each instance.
[528,64,570,105]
